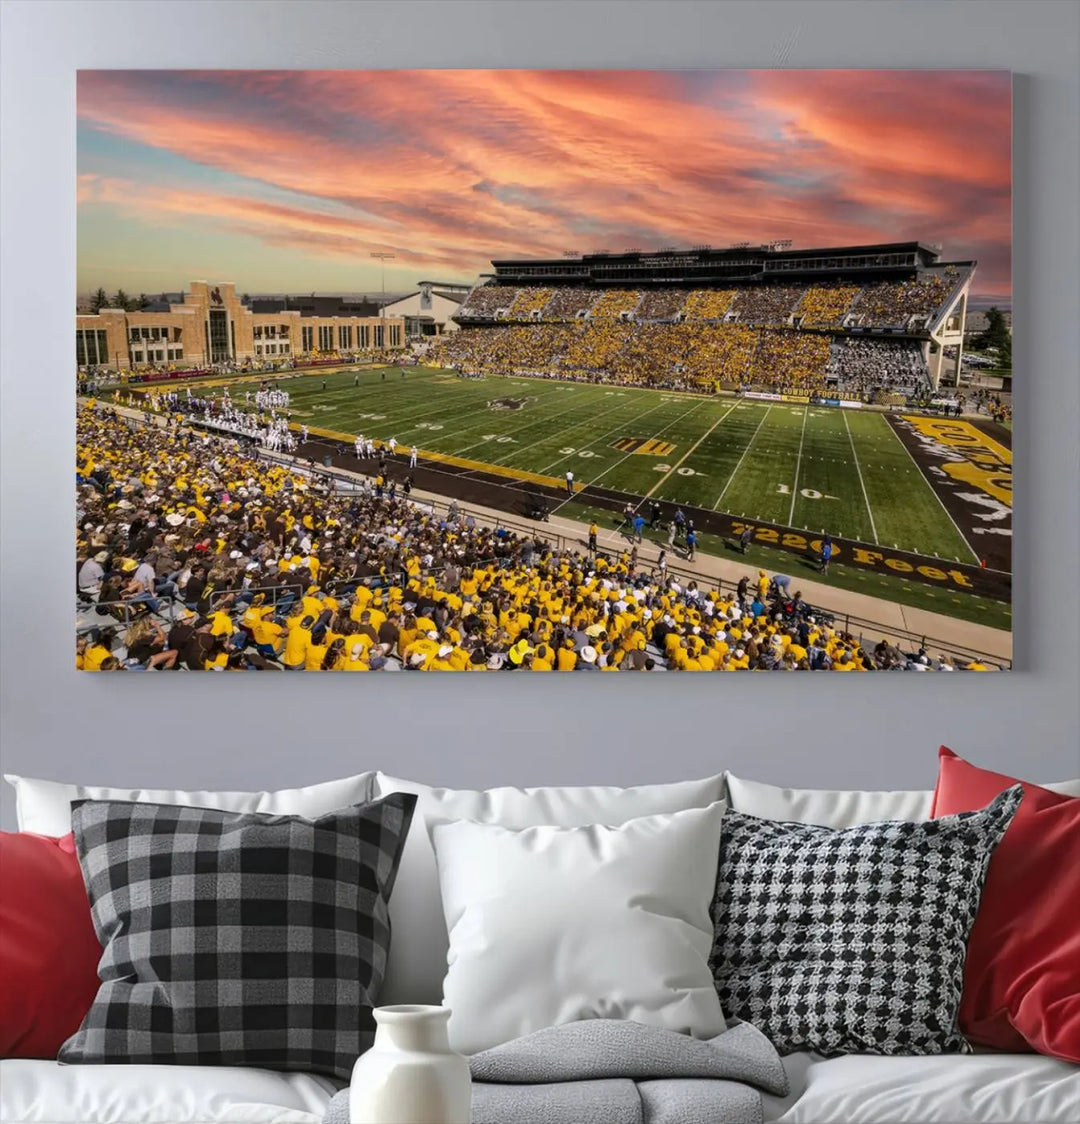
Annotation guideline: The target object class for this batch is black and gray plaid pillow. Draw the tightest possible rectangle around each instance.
[710,785,1022,1057]
[59,793,416,1079]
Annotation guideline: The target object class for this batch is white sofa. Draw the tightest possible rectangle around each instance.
[2,770,1079,1124]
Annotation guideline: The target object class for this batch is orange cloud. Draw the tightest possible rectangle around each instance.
[77,70,1012,295]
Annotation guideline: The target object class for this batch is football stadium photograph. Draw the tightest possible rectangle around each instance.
[75,69,1013,673]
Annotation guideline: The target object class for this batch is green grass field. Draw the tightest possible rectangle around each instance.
[180,365,979,564]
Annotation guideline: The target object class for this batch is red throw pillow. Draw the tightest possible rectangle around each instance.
[0,832,102,1057]
[932,746,1080,1061]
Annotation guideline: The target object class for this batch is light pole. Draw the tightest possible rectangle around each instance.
[370,252,395,318]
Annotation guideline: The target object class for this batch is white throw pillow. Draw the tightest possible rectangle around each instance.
[4,772,376,836]
[431,802,728,1055]
[723,773,932,828]
[373,772,725,1005]
[723,771,1080,828]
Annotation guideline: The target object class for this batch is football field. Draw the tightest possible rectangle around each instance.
[180,365,981,564]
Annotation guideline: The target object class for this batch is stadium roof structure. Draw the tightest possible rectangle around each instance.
[488,241,968,287]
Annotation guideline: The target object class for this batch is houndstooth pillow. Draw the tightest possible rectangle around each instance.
[60,793,416,1080]
[710,785,1022,1057]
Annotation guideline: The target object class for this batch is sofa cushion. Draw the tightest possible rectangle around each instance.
[4,772,377,836]
[373,772,725,1005]
[932,747,1080,1061]
[0,1057,337,1123]
[711,787,1023,1057]
[762,1050,1080,1122]
[724,770,1080,828]
[0,832,101,1058]
[432,802,727,1054]
[60,795,415,1081]
[723,773,934,827]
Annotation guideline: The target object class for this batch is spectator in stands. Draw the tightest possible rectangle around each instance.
[75,403,991,673]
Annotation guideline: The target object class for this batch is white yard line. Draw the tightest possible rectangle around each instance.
[713,404,773,510]
[843,410,879,544]
[537,395,676,477]
[788,406,809,525]
[586,398,711,491]
[644,399,740,499]
[883,417,980,563]
[546,397,707,518]
[452,395,597,464]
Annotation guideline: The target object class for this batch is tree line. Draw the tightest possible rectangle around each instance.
[973,306,1011,375]
[89,288,151,312]
[88,289,253,312]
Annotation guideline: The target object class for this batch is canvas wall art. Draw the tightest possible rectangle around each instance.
[75,70,1012,672]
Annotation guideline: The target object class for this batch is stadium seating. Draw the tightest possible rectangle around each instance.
[681,324,758,387]
[457,285,518,320]
[588,289,642,319]
[608,324,685,383]
[542,287,599,321]
[558,321,632,371]
[76,404,983,672]
[745,329,832,392]
[847,273,955,328]
[795,284,860,328]
[443,273,958,398]
[682,289,736,321]
[827,337,931,396]
[507,287,553,320]
[636,289,688,320]
[730,285,803,325]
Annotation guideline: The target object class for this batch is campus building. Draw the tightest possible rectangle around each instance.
[76,280,406,371]
[381,281,468,337]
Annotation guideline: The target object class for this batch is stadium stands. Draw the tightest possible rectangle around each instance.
[636,289,688,320]
[608,324,685,383]
[443,267,965,397]
[507,287,552,320]
[76,404,986,672]
[847,272,956,328]
[681,324,758,387]
[745,329,832,392]
[682,289,737,321]
[795,284,860,328]
[543,287,599,321]
[440,320,929,397]
[730,285,804,325]
[588,289,642,320]
[456,275,961,332]
[559,321,632,371]
[456,285,516,321]
[827,337,931,396]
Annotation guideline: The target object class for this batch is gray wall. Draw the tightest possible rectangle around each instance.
[1,1,1077,830]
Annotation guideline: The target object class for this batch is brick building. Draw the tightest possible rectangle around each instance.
[76,280,406,371]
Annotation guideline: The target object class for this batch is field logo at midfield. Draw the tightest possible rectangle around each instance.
[487,396,536,411]
[612,437,676,456]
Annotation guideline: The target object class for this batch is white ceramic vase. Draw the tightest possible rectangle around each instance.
[350,1005,471,1124]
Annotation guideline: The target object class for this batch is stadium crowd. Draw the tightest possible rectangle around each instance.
[729,285,804,325]
[457,276,958,331]
[636,289,688,319]
[681,289,736,320]
[589,289,642,319]
[847,271,957,328]
[795,284,860,328]
[74,404,999,673]
[744,329,832,392]
[826,338,931,395]
[441,321,839,392]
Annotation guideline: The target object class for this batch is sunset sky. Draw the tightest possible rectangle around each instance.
[77,69,1012,301]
